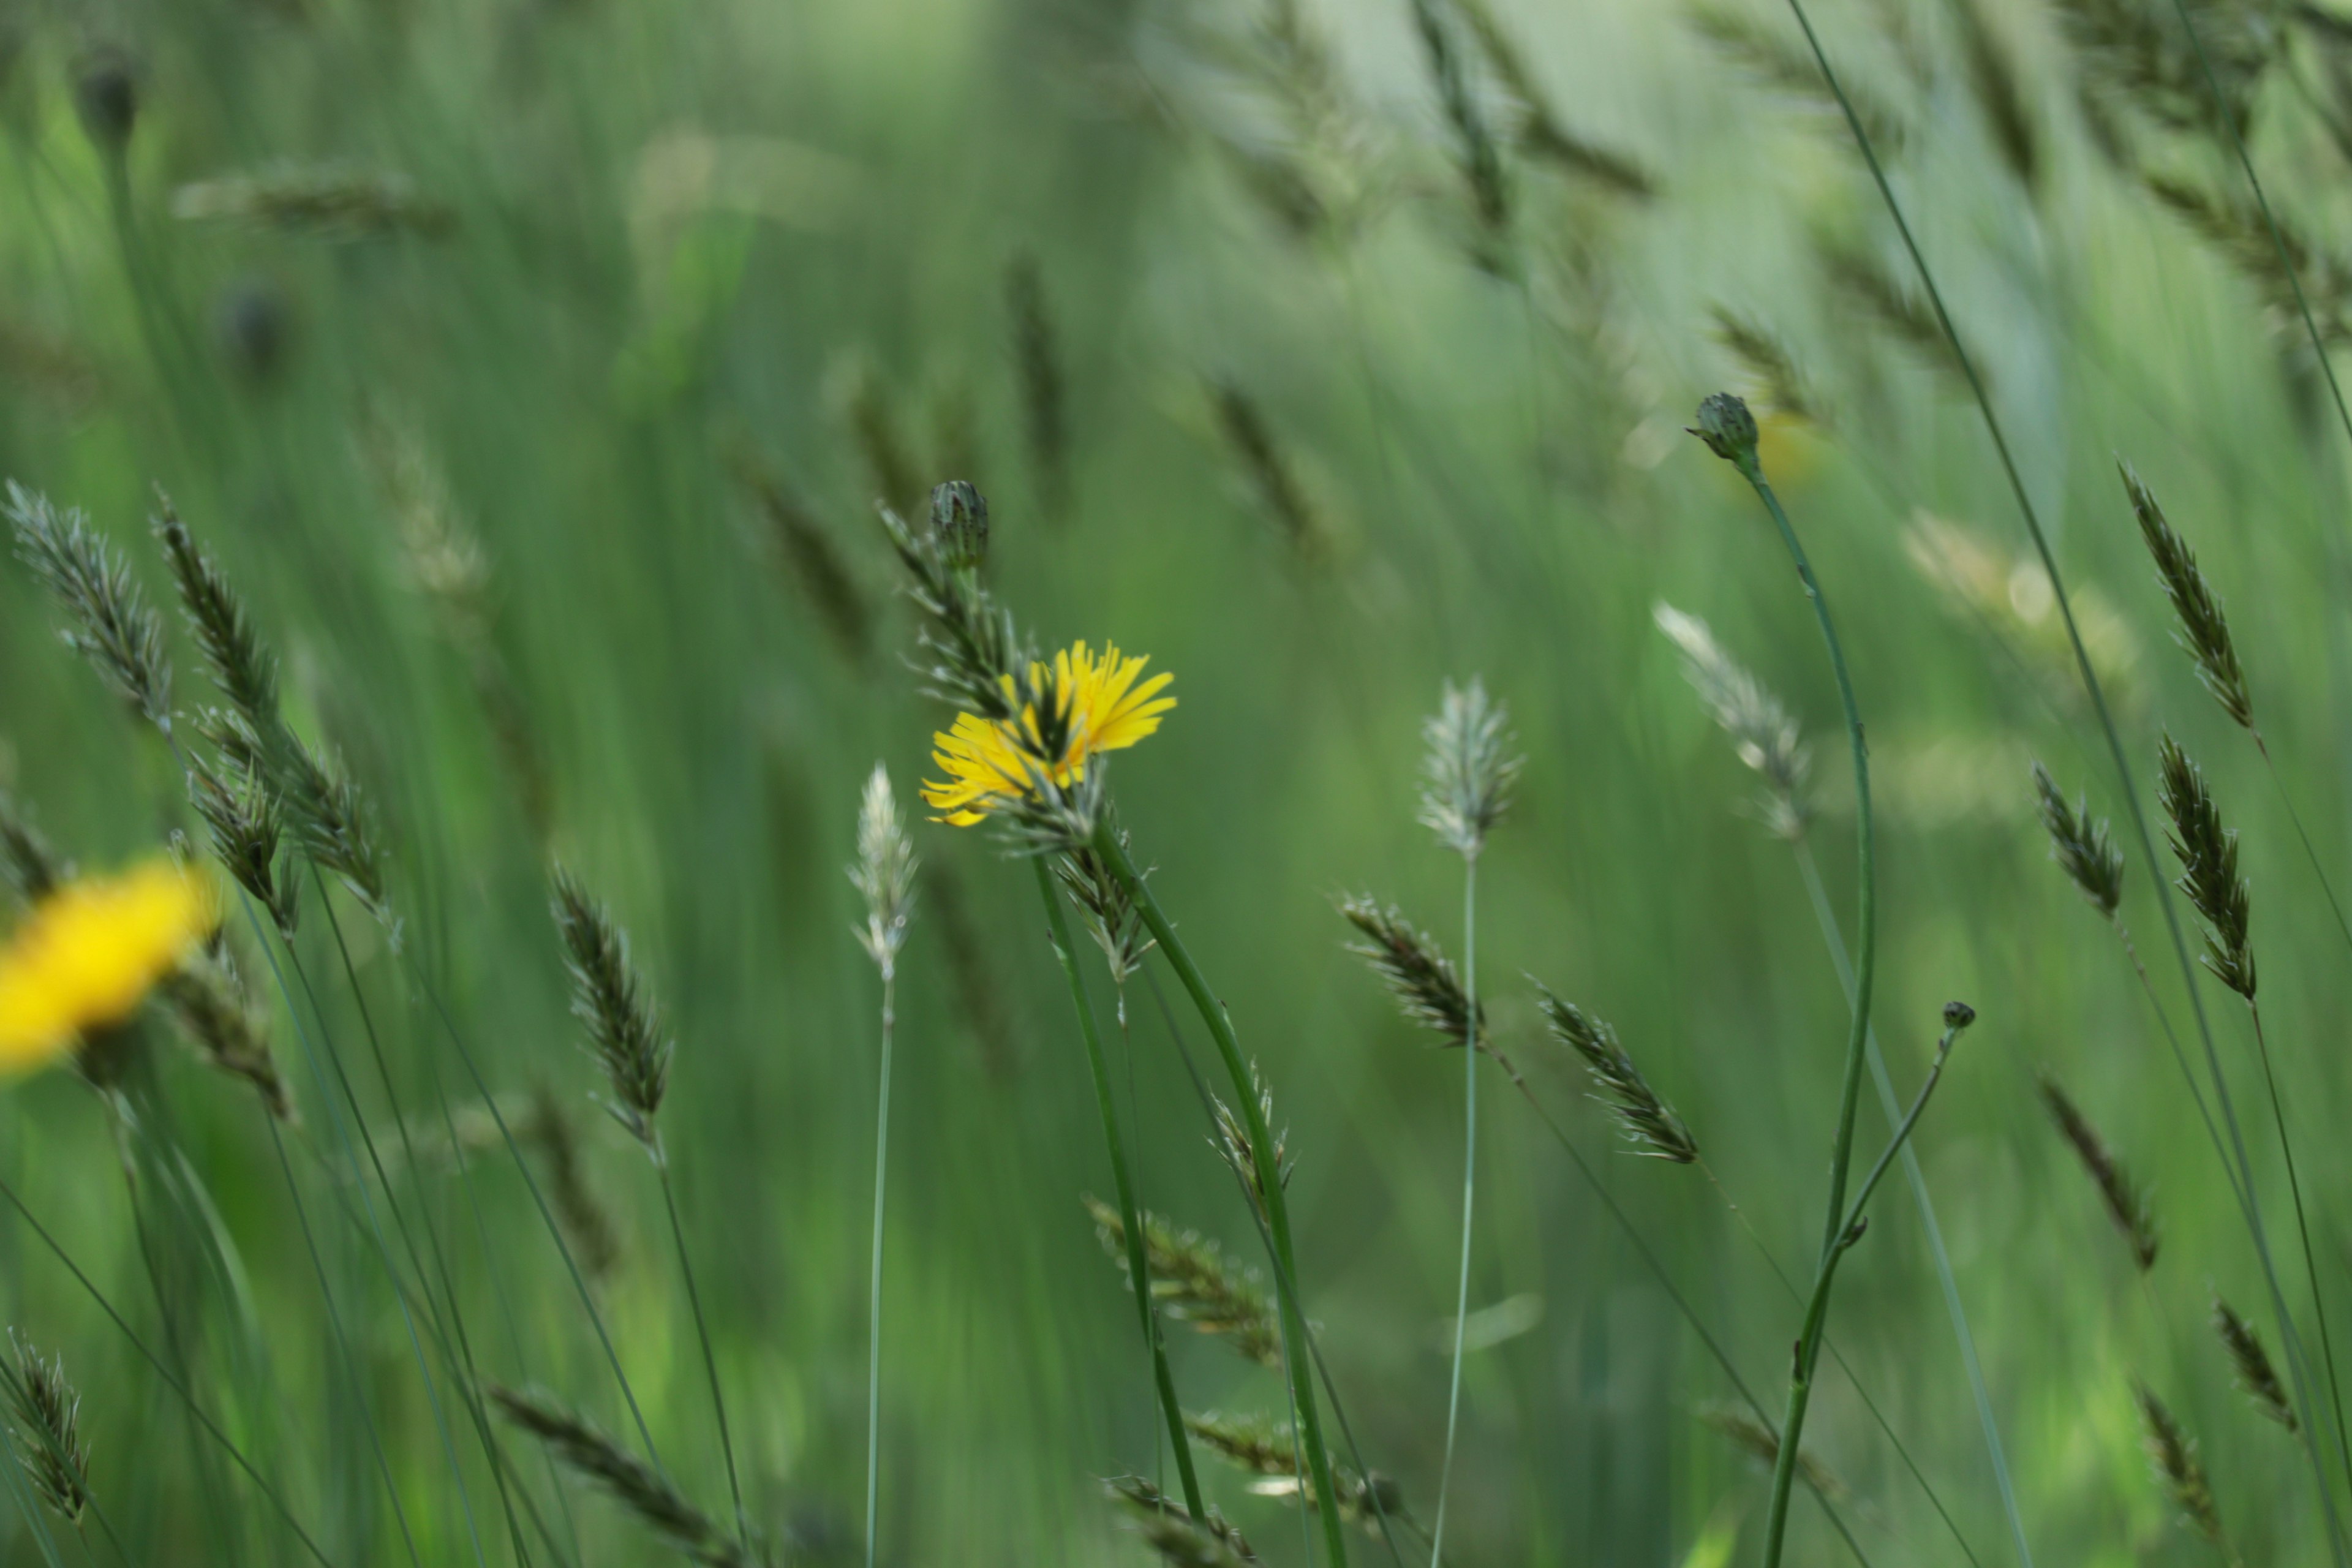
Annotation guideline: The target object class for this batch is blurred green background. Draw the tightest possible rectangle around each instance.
[3,0,2351,1562]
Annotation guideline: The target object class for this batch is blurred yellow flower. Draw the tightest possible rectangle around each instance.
[0,860,218,1073]
[922,641,1175,826]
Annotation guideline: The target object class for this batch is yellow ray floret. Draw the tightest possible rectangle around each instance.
[0,859,219,1074]
[922,640,1175,826]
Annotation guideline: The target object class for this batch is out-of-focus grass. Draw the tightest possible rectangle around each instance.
[4,0,2352,1564]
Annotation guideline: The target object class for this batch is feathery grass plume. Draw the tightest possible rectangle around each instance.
[1450,0,1656,198]
[6,482,173,729]
[491,1385,752,1567]
[158,945,292,1118]
[1338,895,1480,1047]
[1211,1061,1293,1221]
[1084,1197,1281,1368]
[1208,379,1325,561]
[2157,734,2255,999]
[2135,1381,2227,1549]
[1420,678,1520,858]
[151,494,277,731]
[550,869,673,1158]
[524,1085,622,1284]
[168,164,454,239]
[1052,831,1155,1003]
[0,793,67,905]
[1107,1475,1260,1566]
[4,1332,88,1526]
[2052,0,2277,136]
[1403,0,1508,247]
[2120,464,2253,728]
[850,764,916,981]
[1654,602,1813,841]
[2143,175,2352,342]
[2212,1293,2297,1432]
[1004,253,1069,514]
[922,859,1019,1077]
[1536,986,1697,1163]
[2037,1071,2160,1270]
[1708,308,1823,427]
[1814,236,1979,390]
[2031,761,2126,918]
[1697,1406,1845,1501]
[1686,3,1906,151]
[186,747,298,937]
[1948,0,2040,192]
[729,450,872,663]
[1182,1409,1406,1526]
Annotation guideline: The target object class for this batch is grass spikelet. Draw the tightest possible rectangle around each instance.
[524,1085,622,1284]
[4,1331,89,1526]
[152,494,277,731]
[1052,832,1155,1002]
[1948,0,2039,192]
[1210,1061,1292,1221]
[1084,1197,1281,1368]
[732,456,872,663]
[2051,0,2274,135]
[1687,4,1905,150]
[2037,1071,2160,1270]
[1419,677,1520,859]
[2157,733,2255,1000]
[1209,379,1325,562]
[1707,308,1824,426]
[186,747,298,937]
[168,164,454,239]
[1107,1475,1261,1566]
[1338,894,1479,1047]
[550,868,673,1157]
[1697,1406,1844,1501]
[1535,986,1697,1163]
[1403,0,1509,247]
[1814,236,1979,390]
[1450,0,1656,198]
[1654,601,1812,840]
[0,793,67,905]
[2134,1381,2228,1550]
[159,945,292,1119]
[1182,1410,1406,1528]
[1005,253,1069,514]
[2143,174,2352,342]
[2120,464,2253,729]
[489,1384,750,1567]
[6,481,173,729]
[850,764,917,981]
[2031,761,2125,918]
[2212,1293,2297,1433]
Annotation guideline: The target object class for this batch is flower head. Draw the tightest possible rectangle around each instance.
[0,859,217,1073]
[922,640,1174,827]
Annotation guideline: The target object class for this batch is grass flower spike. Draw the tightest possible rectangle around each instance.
[921,640,1174,826]
[0,859,217,1073]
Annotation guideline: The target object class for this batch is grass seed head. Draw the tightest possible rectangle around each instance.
[848,763,917,981]
[2157,733,2255,1000]
[1419,677,1520,859]
[0,793,67,907]
[1537,985,1697,1162]
[491,1385,753,1567]
[549,868,673,1158]
[1656,602,1812,840]
[159,945,292,1119]
[2031,761,2125,918]
[152,494,279,734]
[1340,895,1480,1047]
[5,1331,88,1526]
[1210,1060,1292,1221]
[6,481,173,731]
[1107,1475,1261,1566]
[1085,1197,1280,1368]
[2037,1071,2160,1271]
[2120,464,2252,729]
[2211,1293,2296,1432]
[2135,1381,2225,1547]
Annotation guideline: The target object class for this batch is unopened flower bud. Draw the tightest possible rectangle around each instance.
[73,50,138,156]
[1943,1000,1977,1031]
[930,480,989,571]
[1689,392,1760,468]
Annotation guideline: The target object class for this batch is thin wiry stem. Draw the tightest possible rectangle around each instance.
[863,973,895,1568]
[1427,856,1476,1568]
[1035,861,1205,1521]
[1098,826,1348,1568]
[1774,5,2346,1559]
[657,1161,747,1551]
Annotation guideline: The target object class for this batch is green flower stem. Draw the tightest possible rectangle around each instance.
[1096,825,1349,1568]
[1033,859,1205,1523]
[1729,453,1875,1568]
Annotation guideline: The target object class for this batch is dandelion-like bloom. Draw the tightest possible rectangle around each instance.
[0,859,217,1072]
[922,640,1174,826]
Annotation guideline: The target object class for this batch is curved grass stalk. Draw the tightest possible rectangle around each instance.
[1096,827,1348,1568]
[1771,5,2348,1558]
[1033,861,1206,1522]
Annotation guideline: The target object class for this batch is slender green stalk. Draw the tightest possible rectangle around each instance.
[655,1158,745,1550]
[1774,6,2348,1559]
[1033,861,1205,1520]
[1097,826,1348,1568]
[863,971,895,1568]
[1428,857,1477,1568]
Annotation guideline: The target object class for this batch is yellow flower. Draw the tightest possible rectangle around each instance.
[922,640,1175,826]
[0,860,219,1074]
